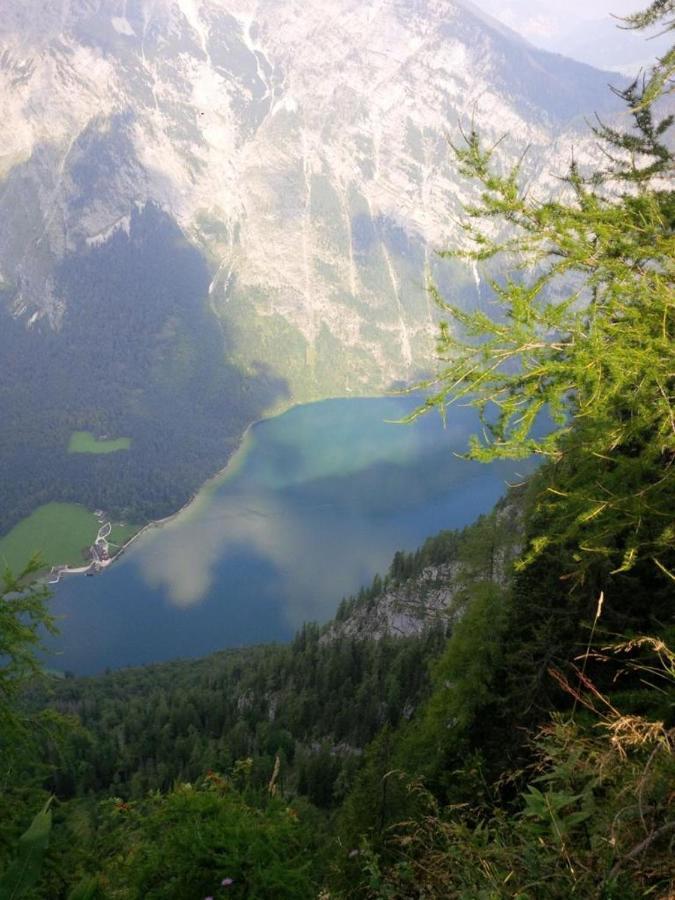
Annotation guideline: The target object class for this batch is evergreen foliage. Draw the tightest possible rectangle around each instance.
[57,787,324,900]
[39,625,446,805]
[0,559,54,741]
[0,800,53,900]
[409,30,674,584]
[1,5,673,898]
[342,7,675,896]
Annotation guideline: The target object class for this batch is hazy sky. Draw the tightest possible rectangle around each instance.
[526,0,646,18]
[474,0,646,23]
[472,0,649,42]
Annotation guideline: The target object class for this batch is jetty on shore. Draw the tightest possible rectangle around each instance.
[48,520,114,584]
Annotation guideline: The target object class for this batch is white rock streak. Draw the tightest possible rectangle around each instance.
[0,0,610,388]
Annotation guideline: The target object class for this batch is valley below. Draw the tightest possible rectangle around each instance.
[0,1,672,896]
[42,394,536,674]
[0,0,624,572]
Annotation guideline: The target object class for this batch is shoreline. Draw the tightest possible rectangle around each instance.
[110,417,261,559]
[49,414,267,584]
[42,389,413,585]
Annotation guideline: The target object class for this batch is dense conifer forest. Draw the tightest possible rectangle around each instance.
[0,204,286,537]
[1,3,673,897]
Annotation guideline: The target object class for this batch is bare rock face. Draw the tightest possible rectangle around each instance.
[324,561,463,641]
[0,0,621,399]
[322,490,525,641]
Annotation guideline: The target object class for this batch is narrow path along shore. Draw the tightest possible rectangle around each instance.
[45,412,264,585]
[48,519,115,583]
[43,391,400,586]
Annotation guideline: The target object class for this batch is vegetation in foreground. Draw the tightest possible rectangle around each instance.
[0,3,673,897]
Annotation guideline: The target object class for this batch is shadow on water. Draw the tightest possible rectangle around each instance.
[45,396,537,675]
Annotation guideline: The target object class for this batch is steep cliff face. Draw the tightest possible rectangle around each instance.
[0,1,623,534]
[324,560,464,640]
[323,490,525,640]
[1,0,621,397]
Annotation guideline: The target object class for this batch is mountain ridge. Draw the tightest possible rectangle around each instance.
[0,0,626,534]
[1,0,624,395]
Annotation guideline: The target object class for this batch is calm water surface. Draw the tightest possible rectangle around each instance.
[46,396,534,674]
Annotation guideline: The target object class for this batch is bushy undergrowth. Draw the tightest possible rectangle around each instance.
[352,654,675,899]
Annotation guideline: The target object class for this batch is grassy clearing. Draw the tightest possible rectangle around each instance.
[108,522,140,549]
[68,431,131,454]
[0,503,100,573]
[0,505,143,574]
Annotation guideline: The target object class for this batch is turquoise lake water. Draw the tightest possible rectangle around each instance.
[46,396,535,674]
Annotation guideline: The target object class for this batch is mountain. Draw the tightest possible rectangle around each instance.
[0,0,623,535]
[539,16,672,74]
[469,0,672,74]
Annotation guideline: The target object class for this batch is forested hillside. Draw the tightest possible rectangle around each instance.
[1,495,512,897]
[2,466,672,896]
[0,204,286,537]
[1,3,673,898]
[29,501,519,808]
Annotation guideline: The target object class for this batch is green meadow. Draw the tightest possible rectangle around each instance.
[108,522,140,549]
[0,504,141,574]
[0,503,100,572]
[68,431,131,454]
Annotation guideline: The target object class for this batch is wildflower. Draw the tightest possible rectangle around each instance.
[222,877,234,886]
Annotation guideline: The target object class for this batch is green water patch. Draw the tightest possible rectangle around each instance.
[68,432,131,454]
[0,503,100,572]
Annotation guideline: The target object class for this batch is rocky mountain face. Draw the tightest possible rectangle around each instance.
[324,560,466,641]
[0,0,622,533]
[2,0,621,396]
[323,490,524,641]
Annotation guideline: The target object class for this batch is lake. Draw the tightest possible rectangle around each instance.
[45,396,535,674]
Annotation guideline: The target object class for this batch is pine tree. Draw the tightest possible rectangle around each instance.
[412,3,674,584]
